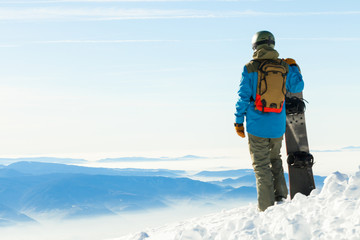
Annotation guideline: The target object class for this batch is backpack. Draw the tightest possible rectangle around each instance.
[253,59,288,113]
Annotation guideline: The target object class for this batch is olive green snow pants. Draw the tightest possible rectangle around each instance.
[248,133,288,211]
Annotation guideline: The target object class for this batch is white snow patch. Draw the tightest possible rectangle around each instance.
[114,167,360,240]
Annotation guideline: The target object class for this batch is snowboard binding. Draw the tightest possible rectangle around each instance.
[285,96,307,115]
[287,151,314,168]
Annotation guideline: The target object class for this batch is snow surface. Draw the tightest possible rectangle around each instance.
[114,167,360,240]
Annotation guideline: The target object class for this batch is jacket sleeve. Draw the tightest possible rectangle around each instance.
[286,65,304,93]
[234,66,253,124]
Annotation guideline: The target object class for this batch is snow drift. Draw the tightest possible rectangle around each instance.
[116,168,360,240]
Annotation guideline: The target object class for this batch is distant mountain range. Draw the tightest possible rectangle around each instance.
[207,172,325,189]
[4,161,185,177]
[0,155,207,165]
[1,148,359,166]
[0,162,235,225]
[0,157,88,165]
[195,169,254,178]
[312,146,360,152]
[98,155,206,162]
[0,161,326,226]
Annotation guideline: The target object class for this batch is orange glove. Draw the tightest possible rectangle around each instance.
[234,123,245,138]
[284,58,297,66]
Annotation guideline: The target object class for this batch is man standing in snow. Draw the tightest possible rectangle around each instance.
[234,31,304,211]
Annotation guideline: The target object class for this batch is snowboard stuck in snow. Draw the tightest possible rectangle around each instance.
[116,168,360,240]
[285,92,316,199]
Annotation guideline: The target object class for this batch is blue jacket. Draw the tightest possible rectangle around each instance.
[235,48,304,138]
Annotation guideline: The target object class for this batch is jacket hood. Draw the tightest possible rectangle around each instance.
[253,47,279,60]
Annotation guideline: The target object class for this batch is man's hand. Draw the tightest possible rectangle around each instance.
[284,58,297,66]
[234,123,245,138]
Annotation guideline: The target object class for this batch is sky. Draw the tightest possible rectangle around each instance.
[0,0,359,163]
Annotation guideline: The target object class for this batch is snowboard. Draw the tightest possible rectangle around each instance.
[285,91,316,199]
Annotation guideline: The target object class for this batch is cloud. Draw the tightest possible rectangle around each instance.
[39,38,360,44]
[1,0,217,3]
[35,39,180,44]
[279,37,360,41]
[0,39,181,48]
[0,0,259,3]
[0,44,20,48]
[0,8,212,21]
[3,37,360,49]
[0,7,360,21]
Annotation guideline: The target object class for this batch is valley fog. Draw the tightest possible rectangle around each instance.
[0,199,251,240]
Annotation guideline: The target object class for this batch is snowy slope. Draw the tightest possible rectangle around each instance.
[115,168,360,240]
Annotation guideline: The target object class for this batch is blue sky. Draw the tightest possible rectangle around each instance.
[0,0,359,160]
